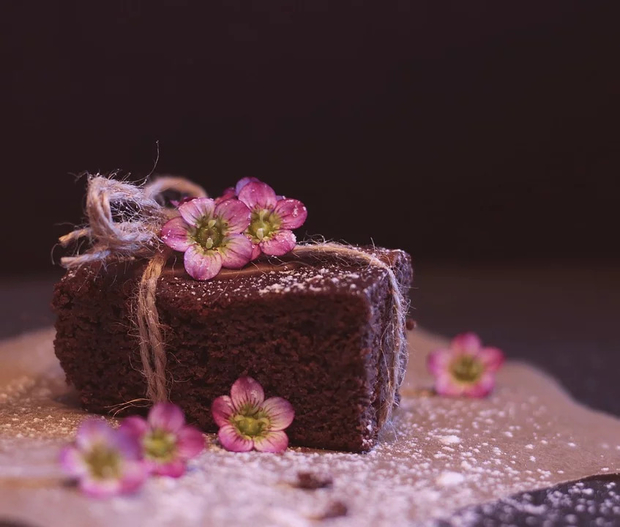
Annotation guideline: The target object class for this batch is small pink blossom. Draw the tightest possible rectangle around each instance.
[234,176,260,195]
[60,419,148,498]
[237,181,307,259]
[120,403,205,478]
[214,187,236,204]
[170,196,198,207]
[212,377,294,453]
[215,177,260,204]
[427,332,504,398]
[161,197,253,280]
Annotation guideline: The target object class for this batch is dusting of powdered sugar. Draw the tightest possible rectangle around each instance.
[1,329,620,527]
[166,265,383,303]
[159,247,407,306]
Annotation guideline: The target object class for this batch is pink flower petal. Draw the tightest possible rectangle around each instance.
[151,459,186,478]
[230,376,265,410]
[118,460,149,492]
[171,196,198,207]
[114,429,143,459]
[218,424,254,452]
[234,177,260,195]
[178,197,216,226]
[238,181,277,210]
[250,243,262,260]
[75,419,116,450]
[80,476,123,498]
[261,397,294,431]
[253,431,289,453]
[434,373,465,397]
[219,234,253,269]
[176,426,205,460]
[212,395,235,427]
[59,446,88,477]
[119,416,149,442]
[148,402,186,433]
[215,198,251,234]
[79,460,147,497]
[477,347,505,372]
[452,332,482,353]
[463,374,496,398]
[161,217,192,252]
[184,245,222,280]
[274,199,308,230]
[215,187,236,204]
[260,229,296,256]
[427,348,452,376]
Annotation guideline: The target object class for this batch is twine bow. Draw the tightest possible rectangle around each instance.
[59,175,409,426]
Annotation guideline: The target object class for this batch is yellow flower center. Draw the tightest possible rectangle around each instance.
[232,407,271,438]
[144,429,177,463]
[450,355,484,384]
[247,209,281,243]
[85,444,122,480]
[193,218,225,251]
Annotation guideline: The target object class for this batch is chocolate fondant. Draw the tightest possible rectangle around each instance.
[52,248,413,452]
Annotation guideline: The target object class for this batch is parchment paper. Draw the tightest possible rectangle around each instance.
[1,327,619,526]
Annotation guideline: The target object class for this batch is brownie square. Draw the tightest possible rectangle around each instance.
[52,247,412,452]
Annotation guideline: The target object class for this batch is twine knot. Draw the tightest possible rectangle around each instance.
[59,175,206,266]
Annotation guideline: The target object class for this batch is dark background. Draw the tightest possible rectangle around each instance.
[3,1,619,277]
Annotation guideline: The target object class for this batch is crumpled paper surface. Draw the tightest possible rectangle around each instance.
[1,327,619,527]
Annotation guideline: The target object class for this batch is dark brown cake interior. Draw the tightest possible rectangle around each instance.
[52,249,412,451]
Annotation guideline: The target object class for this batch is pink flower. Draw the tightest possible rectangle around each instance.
[214,187,236,204]
[120,403,205,478]
[170,196,198,207]
[427,332,505,398]
[214,177,259,204]
[211,377,294,453]
[237,181,307,259]
[59,419,148,498]
[161,197,253,280]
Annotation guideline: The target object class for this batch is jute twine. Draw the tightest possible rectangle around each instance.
[59,175,207,403]
[59,175,409,424]
[292,244,409,424]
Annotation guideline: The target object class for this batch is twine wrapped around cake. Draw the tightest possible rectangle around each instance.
[59,175,409,425]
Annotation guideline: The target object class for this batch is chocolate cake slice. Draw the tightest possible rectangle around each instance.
[52,247,412,452]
